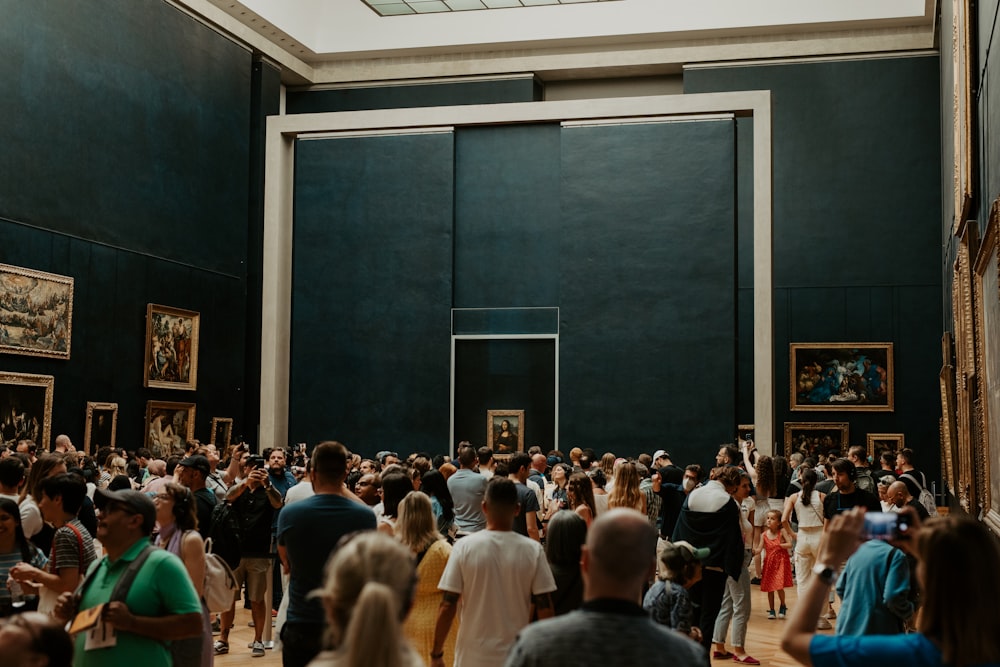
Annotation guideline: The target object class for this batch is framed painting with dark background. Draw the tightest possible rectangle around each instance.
[0,372,54,451]
[783,421,849,458]
[84,402,118,455]
[0,264,73,360]
[487,409,524,454]
[210,417,233,449]
[790,342,894,412]
[866,433,905,457]
[145,400,196,458]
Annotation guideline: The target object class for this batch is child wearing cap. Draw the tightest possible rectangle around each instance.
[642,540,709,642]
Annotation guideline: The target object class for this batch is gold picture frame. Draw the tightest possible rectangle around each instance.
[145,400,196,458]
[0,263,74,360]
[210,417,233,449]
[973,202,1000,532]
[953,220,979,512]
[0,372,54,451]
[939,365,959,498]
[783,422,849,458]
[951,0,974,234]
[143,304,200,391]
[486,409,524,454]
[790,343,894,412]
[84,402,118,455]
[866,433,906,457]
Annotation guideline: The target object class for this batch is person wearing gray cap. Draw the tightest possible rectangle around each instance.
[176,454,217,538]
[53,488,203,667]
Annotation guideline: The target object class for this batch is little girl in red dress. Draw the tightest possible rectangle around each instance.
[760,509,793,619]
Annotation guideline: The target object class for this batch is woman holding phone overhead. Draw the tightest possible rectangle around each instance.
[782,507,1000,667]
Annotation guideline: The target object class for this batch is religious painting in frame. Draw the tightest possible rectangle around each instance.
[953,220,979,512]
[973,202,1000,532]
[783,422,849,458]
[0,264,73,360]
[866,433,906,457]
[0,372,53,451]
[487,409,524,454]
[143,304,200,391]
[210,417,233,449]
[145,400,196,459]
[790,343,894,411]
[84,402,118,455]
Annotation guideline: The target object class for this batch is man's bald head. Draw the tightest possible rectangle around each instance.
[888,480,910,507]
[585,509,657,591]
[147,459,166,477]
[530,454,547,473]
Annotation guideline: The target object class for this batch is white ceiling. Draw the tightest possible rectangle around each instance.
[222,0,931,57]
[187,0,936,84]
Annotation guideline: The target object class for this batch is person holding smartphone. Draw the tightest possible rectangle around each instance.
[782,507,1000,667]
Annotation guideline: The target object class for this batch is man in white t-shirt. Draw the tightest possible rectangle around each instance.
[431,477,556,667]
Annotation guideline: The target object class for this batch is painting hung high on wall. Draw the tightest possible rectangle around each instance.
[866,433,905,456]
[0,372,54,451]
[84,402,118,455]
[0,264,73,360]
[783,422,849,458]
[487,409,524,454]
[144,304,200,391]
[790,343,894,411]
[146,400,196,459]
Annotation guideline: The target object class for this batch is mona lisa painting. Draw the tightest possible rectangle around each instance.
[487,409,524,454]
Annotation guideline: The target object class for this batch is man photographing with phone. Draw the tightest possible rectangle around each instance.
[215,451,284,658]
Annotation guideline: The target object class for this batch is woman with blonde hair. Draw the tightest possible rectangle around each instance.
[309,532,421,667]
[783,508,1000,667]
[598,453,616,489]
[608,461,645,515]
[395,491,455,665]
[100,456,129,489]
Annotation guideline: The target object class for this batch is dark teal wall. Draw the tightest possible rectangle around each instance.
[0,0,273,450]
[286,77,541,114]
[291,120,739,464]
[687,56,943,479]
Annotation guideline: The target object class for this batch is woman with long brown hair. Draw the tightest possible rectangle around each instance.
[565,473,596,526]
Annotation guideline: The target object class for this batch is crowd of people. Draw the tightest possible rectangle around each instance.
[0,433,998,667]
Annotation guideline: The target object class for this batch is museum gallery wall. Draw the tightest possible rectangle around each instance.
[0,0,281,453]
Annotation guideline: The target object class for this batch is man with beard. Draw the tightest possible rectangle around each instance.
[265,448,297,499]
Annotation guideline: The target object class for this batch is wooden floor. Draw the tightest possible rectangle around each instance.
[216,585,817,666]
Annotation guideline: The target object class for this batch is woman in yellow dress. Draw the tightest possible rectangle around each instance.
[396,491,457,666]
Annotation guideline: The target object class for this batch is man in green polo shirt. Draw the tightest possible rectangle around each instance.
[53,488,203,667]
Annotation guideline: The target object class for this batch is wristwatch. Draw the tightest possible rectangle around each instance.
[812,563,838,585]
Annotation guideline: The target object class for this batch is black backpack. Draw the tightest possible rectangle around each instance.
[208,501,243,569]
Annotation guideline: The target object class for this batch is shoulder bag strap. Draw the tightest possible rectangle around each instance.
[110,544,158,603]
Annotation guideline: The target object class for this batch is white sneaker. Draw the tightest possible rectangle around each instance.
[251,641,265,658]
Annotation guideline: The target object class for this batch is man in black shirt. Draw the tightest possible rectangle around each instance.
[216,454,283,658]
[822,459,881,521]
[176,454,216,537]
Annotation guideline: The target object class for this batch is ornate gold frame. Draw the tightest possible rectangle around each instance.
[210,417,233,449]
[783,422,849,458]
[973,202,1000,532]
[0,264,74,360]
[953,220,979,512]
[0,372,54,451]
[866,433,906,458]
[939,366,959,498]
[951,0,974,233]
[145,400,196,457]
[83,401,118,455]
[143,303,200,391]
[789,343,894,412]
[486,409,524,454]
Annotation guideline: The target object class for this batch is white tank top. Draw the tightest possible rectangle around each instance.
[795,490,824,528]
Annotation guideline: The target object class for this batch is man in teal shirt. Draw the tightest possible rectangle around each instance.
[54,488,203,667]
